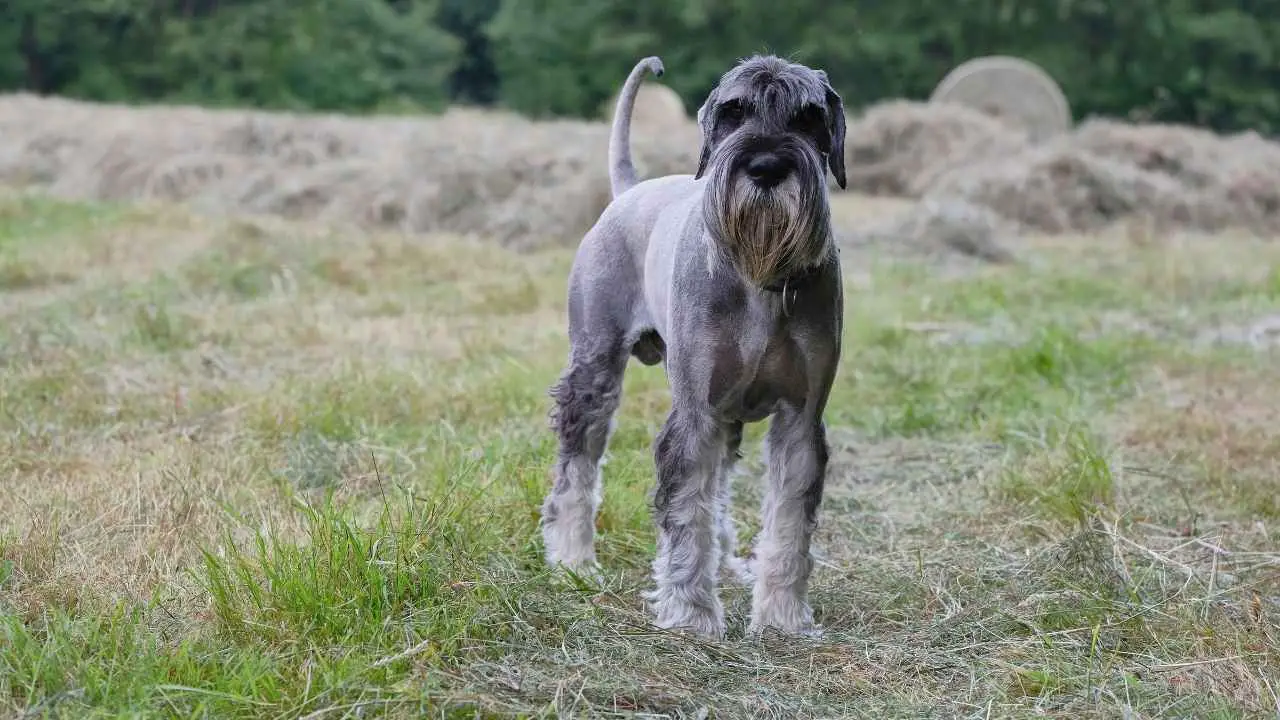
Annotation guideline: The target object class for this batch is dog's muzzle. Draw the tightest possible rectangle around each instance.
[744,152,793,189]
[735,137,802,190]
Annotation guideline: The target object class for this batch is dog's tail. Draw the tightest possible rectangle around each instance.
[608,56,665,199]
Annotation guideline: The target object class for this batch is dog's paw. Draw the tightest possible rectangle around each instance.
[654,604,727,641]
[647,589,726,640]
[748,590,820,639]
[542,531,598,573]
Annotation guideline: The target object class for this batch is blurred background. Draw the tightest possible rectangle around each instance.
[1,1,1276,264]
[1,0,1275,132]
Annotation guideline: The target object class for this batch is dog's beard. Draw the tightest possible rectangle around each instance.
[703,148,830,288]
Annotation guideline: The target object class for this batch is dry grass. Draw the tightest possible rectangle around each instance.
[0,93,699,251]
[601,81,690,133]
[842,196,1018,268]
[7,91,1280,262]
[1117,361,1280,519]
[1,179,1278,718]
[846,102,1280,237]
[844,99,1031,197]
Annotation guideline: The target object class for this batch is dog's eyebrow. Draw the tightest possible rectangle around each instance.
[789,102,825,120]
[716,97,752,115]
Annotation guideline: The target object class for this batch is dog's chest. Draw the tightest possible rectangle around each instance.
[711,323,809,423]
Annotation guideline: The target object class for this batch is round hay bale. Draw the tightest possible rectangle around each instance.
[930,56,1071,143]
[601,82,690,134]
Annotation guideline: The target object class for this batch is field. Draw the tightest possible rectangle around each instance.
[2,94,1280,719]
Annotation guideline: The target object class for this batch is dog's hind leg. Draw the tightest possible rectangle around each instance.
[542,339,628,575]
[748,407,830,637]
[647,410,729,639]
[541,215,646,575]
[716,420,754,585]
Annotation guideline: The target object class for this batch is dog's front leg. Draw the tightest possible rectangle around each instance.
[647,409,727,639]
[748,408,829,637]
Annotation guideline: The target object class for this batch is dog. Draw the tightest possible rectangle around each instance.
[540,54,847,640]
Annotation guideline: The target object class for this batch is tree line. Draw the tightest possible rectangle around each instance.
[2,0,1278,133]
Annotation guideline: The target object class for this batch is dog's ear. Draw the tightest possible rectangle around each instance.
[817,71,847,190]
[694,85,720,180]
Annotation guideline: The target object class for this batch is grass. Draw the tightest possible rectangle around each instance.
[1,188,1279,719]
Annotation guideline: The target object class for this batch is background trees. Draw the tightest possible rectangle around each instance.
[2,0,1278,132]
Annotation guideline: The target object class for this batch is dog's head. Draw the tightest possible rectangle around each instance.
[695,55,846,191]
[695,55,847,286]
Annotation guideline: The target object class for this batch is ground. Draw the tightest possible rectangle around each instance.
[1,188,1278,719]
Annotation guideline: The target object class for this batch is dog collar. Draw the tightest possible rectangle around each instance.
[761,262,821,293]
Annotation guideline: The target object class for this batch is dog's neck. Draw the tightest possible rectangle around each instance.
[759,255,827,293]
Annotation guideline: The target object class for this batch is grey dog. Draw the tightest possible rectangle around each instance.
[540,53,847,640]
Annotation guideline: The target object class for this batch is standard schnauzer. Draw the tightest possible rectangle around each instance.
[540,54,847,640]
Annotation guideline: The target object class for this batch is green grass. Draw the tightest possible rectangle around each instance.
[1,190,1279,718]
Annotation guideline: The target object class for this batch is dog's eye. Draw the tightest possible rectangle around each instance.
[790,105,826,133]
[719,101,746,126]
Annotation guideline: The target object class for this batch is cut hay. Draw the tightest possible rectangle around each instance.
[924,120,1280,236]
[843,100,1030,197]
[601,82,691,135]
[842,101,1280,237]
[921,146,1215,235]
[0,94,699,250]
[845,196,1018,266]
[4,91,1280,245]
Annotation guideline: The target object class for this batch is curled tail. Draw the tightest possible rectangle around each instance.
[608,56,665,199]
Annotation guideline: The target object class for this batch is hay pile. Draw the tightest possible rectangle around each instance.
[844,102,1280,237]
[601,82,689,135]
[0,93,699,249]
[843,196,1018,266]
[843,100,1031,197]
[3,91,1279,246]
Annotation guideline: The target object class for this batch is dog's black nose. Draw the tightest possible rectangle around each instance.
[745,153,791,188]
